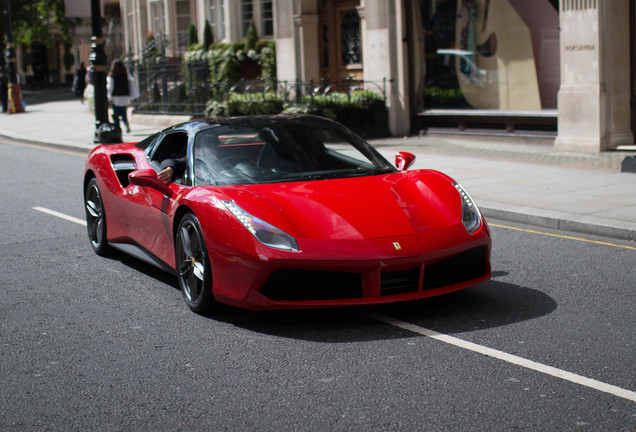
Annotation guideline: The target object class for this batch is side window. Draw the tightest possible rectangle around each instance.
[149,132,189,183]
[135,132,160,150]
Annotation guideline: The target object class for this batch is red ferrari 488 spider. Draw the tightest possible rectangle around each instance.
[84,115,491,312]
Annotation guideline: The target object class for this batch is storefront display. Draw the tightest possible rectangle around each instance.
[416,0,560,112]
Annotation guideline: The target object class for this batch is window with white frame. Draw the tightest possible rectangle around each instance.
[240,0,253,37]
[207,0,226,42]
[240,0,274,38]
[150,1,166,35]
[260,0,273,37]
[176,0,191,49]
[126,11,136,53]
[122,0,136,53]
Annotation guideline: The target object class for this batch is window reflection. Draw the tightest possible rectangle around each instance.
[341,10,361,66]
[418,0,560,111]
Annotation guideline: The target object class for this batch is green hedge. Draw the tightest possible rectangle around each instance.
[206,93,285,117]
[206,89,386,119]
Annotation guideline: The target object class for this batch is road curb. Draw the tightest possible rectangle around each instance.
[0,132,93,155]
[480,201,636,242]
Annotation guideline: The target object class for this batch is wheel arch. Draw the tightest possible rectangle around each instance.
[83,170,96,197]
[173,204,195,241]
[173,204,217,313]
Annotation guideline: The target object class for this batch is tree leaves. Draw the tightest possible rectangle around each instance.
[6,0,78,47]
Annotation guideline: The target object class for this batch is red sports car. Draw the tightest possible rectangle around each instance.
[84,115,491,313]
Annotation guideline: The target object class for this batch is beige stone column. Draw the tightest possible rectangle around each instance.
[294,13,320,83]
[274,1,321,95]
[273,0,297,83]
[361,0,410,136]
[555,0,633,152]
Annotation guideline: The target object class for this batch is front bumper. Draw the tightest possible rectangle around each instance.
[210,228,492,310]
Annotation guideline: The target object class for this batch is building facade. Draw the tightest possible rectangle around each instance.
[119,0,274,57]
[13,1,122,88]
[107,1,636,151]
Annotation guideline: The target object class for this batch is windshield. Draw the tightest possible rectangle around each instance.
[193,117,395,186]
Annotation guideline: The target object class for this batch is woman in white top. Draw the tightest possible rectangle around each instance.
[106,60,139,133]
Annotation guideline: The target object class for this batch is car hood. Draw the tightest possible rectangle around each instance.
[217,170,461,241]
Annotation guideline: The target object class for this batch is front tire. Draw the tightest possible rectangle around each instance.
[85,177,110,256]
[175,214,215,313]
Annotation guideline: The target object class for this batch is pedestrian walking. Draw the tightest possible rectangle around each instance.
[72,62,87,103]
[106,60,139,133]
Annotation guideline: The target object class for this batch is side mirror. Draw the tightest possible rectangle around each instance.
[396,152,416,172]
[128,169,174,197]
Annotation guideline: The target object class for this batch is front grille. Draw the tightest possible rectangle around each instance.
[260,269,363,301]
[380,268,420,296]
[423,247,487,290]
[259,247,487,302]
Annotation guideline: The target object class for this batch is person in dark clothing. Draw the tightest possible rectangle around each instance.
[106,60,139,133]
[158,157,187,184]
[72,62,87,103]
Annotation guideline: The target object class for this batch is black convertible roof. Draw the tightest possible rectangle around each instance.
[164,114,341,135]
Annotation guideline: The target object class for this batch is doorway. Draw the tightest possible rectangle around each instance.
[319,0,363,86]
[31,44,48,89]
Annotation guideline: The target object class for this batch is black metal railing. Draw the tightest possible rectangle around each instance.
[127,58,391,135]
[132,60,211,115]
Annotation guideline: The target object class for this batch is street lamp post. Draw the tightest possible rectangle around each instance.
[4,0,24,114]
[90,0,121,143]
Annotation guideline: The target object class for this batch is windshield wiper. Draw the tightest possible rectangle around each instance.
[351,167,395,177]
[282,168,394,182]
[290,174,325,181]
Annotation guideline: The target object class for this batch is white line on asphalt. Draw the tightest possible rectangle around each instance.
[31,206,636,403]
[363,311,636,403]
[33,207,86,226]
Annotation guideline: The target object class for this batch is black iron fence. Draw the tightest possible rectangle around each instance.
[130,60,210,115]
[128,59,391,136]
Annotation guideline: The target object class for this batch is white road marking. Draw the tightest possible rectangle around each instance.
[31,206,636,403]
[363,311,636,403]
[33,207,86,226]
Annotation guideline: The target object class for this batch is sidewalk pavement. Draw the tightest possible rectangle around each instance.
[2,88,636,242]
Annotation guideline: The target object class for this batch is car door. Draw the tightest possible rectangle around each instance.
[123,131,191,268]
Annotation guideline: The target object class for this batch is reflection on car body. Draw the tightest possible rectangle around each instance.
[84,115,491,313]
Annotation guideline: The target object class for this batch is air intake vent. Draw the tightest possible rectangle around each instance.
[261,270,363,301]
[423,247,487,290]
[380,269,420,296]
[110,154,136,187]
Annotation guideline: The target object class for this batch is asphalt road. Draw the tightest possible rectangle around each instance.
[1,142,635,431]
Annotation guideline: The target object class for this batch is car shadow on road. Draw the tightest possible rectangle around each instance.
[109,252,179,287]
[208,273,557,343]
[106,252,557,342]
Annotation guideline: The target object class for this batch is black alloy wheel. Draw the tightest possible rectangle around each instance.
[176,214,214,313]
[85,177,110,256]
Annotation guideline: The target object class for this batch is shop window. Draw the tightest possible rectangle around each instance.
[417,0,560,112]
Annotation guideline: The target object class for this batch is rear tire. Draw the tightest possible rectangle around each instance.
[85,177,110,256]
[175,214,215,313]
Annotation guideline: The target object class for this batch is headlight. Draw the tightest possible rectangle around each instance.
[222,201,299,252]
[453,182,482,234]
